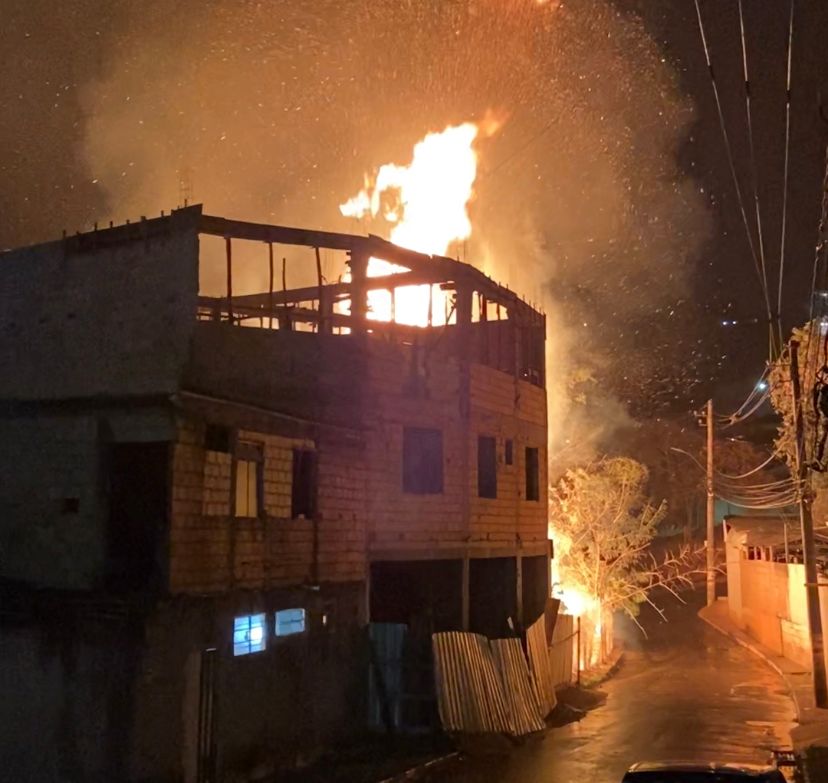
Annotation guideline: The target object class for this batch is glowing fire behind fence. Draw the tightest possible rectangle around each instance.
[550,526,604,669]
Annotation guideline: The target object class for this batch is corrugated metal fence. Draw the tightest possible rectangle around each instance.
[432,632,514,734]
[548,613,576,689]
[432,613,563,737]
[526,614,557,714]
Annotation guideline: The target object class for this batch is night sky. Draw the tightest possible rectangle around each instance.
[2,0,827,441]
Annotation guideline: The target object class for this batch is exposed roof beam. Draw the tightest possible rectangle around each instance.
[226,270,450,308]
[198,213,541,318]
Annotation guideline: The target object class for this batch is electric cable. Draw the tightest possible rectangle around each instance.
[714,365,771,427]
[718,387,771,429]
[716,476,799,491]
[737,0,775,354]
[716,450,779,479]
[777,0,795,341]
[717,495,797,510]
[693,0,775,355]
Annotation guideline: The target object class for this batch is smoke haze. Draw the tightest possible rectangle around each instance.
[3,0,713,464]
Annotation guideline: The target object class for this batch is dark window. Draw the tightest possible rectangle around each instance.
[525,446,540,501]
[292,449,317,518]
[234,441,263,518]
[205,423,232,453]
[107,441,169,592]
[477,435,497,498]
[504,439,514,466]
[403,427,443,494]
[60,497,80,514]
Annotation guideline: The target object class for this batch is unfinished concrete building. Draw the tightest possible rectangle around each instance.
[0,205,549,781]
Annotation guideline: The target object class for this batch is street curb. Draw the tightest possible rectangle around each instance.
[697,606,804,722]
[375,751,461,783]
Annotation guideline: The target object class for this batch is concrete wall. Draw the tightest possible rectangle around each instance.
[0,208,199,401]
[0,408,173,589]
[724,534,744,627]
[739,557,788,654]
[0,606,146,783]
[127,584,365,782]
[184,323,365,428]
[0,583,365,783]
[728,547,828,673]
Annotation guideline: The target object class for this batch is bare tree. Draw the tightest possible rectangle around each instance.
[550,456,705,634]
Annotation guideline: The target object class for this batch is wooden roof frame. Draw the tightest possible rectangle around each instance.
[198,212,542,322]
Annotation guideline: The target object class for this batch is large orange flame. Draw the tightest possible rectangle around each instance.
[340,122,485,326]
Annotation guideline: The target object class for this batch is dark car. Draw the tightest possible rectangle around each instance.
[622,761,787,783]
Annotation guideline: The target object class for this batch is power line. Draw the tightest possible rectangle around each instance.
[717,475,798,490]
[716,450,780,479]
[714,365,771,425]
[718,386,771,429]
[737,0,775,352]
[718,494,798,510]
[693,0,775,356]
[809,144,828,320]
[777,0,796,337]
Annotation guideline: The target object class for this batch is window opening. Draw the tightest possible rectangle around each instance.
[292,449,317,518]
[477,435,497,498]
[275,608,306,637]
[525,446,540,502]
[233,613,267,656]
[402,427,443,494]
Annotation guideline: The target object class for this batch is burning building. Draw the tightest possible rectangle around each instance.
[0,205,548,780]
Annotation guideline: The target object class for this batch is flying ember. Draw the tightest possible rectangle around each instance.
[340,121,488,326]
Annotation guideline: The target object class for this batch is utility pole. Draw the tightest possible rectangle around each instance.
[706,399,716,606]
[790,340,828,708]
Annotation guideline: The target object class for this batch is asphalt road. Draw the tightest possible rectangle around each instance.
[432,591,796,783]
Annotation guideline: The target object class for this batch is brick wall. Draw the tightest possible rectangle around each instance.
[362,339,548,556]
[468,364,548,547]
[175,323,547,576]
[363,340,466,554]
[168,416,367,595]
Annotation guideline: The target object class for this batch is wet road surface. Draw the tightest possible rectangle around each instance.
[433,592,796,783]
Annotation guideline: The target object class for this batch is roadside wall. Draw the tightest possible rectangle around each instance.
[728,547,828,674]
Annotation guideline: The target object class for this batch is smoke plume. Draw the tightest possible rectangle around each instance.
[11,0,712,466]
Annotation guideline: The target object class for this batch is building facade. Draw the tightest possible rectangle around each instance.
[0,206,549,781]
